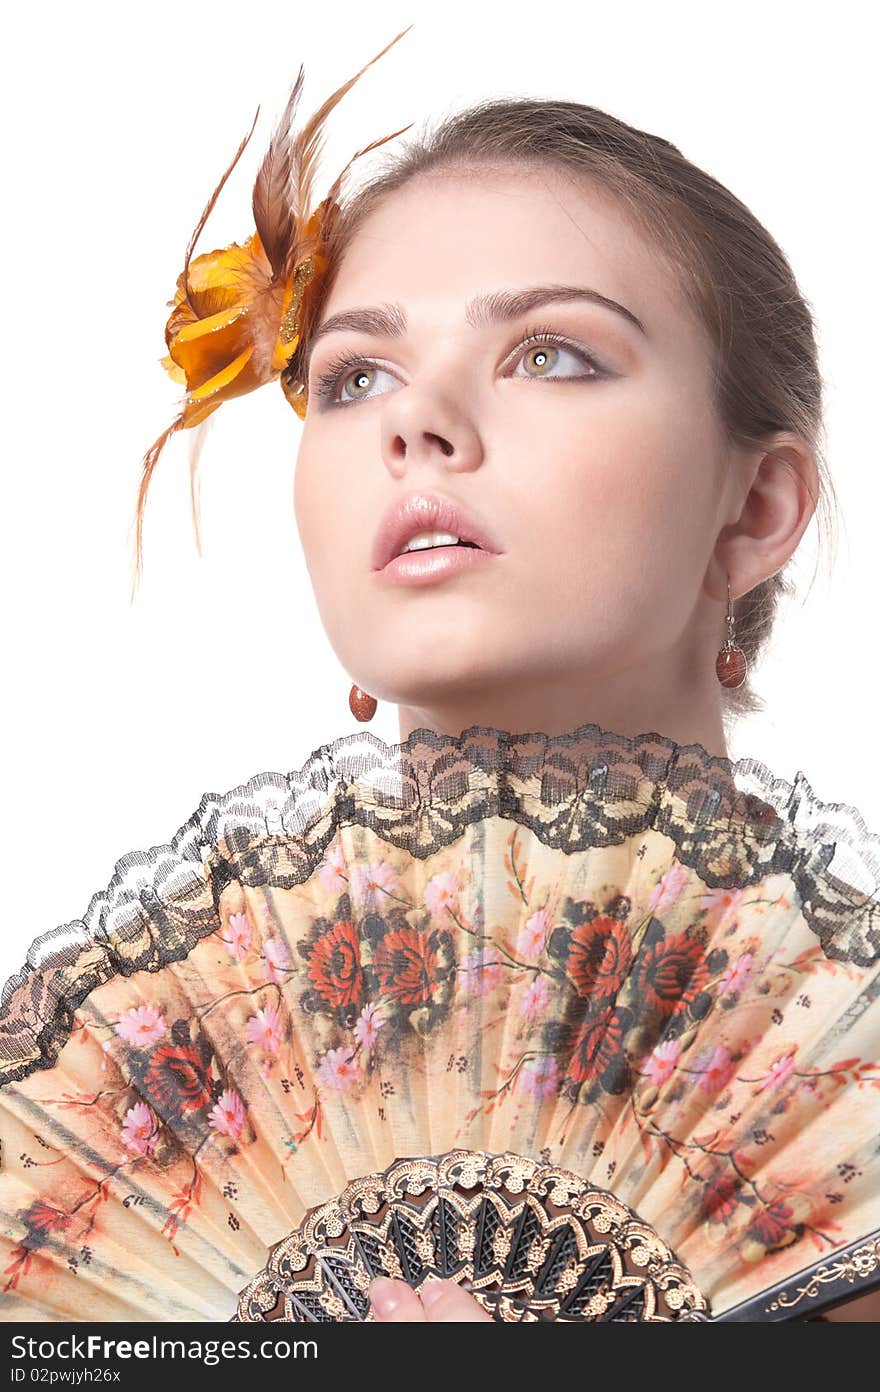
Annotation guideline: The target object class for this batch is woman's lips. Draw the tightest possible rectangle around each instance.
[371,491,502,571]
[373,543,500,587]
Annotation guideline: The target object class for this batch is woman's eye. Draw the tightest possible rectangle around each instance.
[511,340,598,380]
[329,364,399,405]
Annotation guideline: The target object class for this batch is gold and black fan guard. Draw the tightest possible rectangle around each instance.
[232,1148,710,1322]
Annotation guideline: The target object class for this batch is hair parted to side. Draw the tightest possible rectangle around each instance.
[286,97,840,728]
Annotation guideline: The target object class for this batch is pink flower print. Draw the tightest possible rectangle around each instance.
[115,1005,166,1049]
[221,911,253,961]
[642,1038,682,1087]
[754,1050,797,1093]
[648,862,689,914]
[692,1045,736,1094]
[460,946,506,996]
[516,909,551,963]
[121,1102,159,1157]
[718,952,754,996]
[318,1046,362,1092]
[354,1002,386,1052]
[424,870,460,919]
[208,1089,246,1138]
[318,841,348,895]
[349,859,397,905]
[261,936,292,984]
[520,975,551,1020]
[245,1006,282,1056]
[518,1056,561,1099]
[700,885,747,930]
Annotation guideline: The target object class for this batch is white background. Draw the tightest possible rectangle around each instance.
[1,0,877,987]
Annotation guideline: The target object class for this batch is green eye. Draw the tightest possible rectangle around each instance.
[315,359,399,406]
[341,367,378,400]
[513,333,602,381]
[522,344,560,375]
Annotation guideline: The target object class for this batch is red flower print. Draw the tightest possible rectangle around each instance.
[567,1007,628,1085]
[636,933,710,1017]
[307,920,363,1008]
[145,1044,213,1116]
[702,1173,743,1224]
[23,1202,72,1244]
[566,917,632,999]
[373,926,438,1007]
[746,1199,799,1250]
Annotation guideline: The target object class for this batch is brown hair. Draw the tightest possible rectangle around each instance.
[286,97,840,726]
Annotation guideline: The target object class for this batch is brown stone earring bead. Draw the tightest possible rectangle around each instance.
[716,578,747,688]
[349,684,377,722]
[716,647,748,688]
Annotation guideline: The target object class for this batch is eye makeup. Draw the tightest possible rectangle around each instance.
[309,319,611,408]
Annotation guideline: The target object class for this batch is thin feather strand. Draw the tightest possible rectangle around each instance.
[252,70,305,279]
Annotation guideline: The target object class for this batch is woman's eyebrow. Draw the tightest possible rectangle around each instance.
[303,284,646,378]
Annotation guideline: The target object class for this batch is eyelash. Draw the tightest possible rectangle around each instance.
[311,320,607,407]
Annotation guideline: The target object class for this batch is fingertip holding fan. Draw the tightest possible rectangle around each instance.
[1,723,879,1322]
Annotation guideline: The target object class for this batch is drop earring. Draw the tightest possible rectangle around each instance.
[715,576,748,688]
[349,684,377,722]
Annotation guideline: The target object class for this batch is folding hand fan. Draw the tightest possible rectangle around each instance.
[2,723,878,1323]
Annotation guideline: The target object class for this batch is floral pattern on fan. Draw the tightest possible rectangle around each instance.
[2,787,879,1319]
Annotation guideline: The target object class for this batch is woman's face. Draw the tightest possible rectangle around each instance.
[293,165,757,752]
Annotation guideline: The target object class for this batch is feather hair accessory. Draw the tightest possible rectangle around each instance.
[129,26,414,603]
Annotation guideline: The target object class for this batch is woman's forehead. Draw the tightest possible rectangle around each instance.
[318,171,691,347]
[336,169,648,278]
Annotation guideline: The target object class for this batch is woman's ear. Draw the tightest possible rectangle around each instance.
[712,431,819,599]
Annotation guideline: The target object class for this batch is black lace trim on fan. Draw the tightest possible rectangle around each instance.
[1,721,878,1086]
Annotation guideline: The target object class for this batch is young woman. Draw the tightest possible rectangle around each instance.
[3,31,876,1324]
[284,68,871,1325]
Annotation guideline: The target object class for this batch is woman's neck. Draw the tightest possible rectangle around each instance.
[394,668,732,762]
